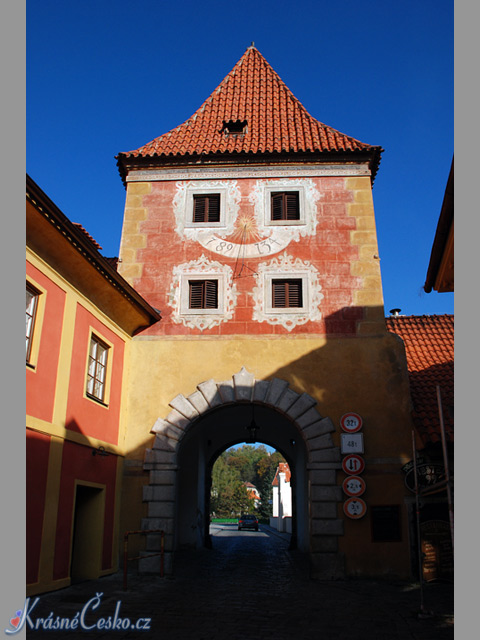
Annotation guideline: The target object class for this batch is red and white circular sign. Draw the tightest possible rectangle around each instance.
[340,412,363,433]
[343,497,367,519]
[342,475,366,497]
[342,454,365,476]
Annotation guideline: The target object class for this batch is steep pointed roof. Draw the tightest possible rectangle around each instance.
[117,46,382,183]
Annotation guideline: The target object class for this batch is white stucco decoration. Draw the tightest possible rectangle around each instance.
[251,252,324,331]
[173,180,241,241]
[168,254,238,331]
[248,178,319,242]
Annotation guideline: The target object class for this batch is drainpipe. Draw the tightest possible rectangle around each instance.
[436,385,454,548]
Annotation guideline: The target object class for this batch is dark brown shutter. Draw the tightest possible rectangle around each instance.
[193,194,221,222]
[193,196,206,222]
[206,194,220,222]
[272,281,287,307]
[286,279,303,307]
[271,192,299,221]
[271,193,284,220]
[189,280,204,308]
[204,280,218,308]
[272,279,303,308]
[285,193,299,220]
[189,280,218,309]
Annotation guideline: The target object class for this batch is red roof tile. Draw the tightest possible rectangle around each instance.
[385,315,454,447]
[72,222,102,250]
[117,46,382,180]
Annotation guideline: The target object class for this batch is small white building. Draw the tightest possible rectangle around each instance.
[270,463,292,533]
[244,482,261,508]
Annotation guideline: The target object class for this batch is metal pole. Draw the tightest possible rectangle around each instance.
[412,429,426,615]
[436,385,454,548]
[160,531,164,578]
[123,532,129,591]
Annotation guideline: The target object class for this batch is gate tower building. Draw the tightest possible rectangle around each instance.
[115,46,414,578]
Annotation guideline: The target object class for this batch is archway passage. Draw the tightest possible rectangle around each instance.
[140,368,345,579]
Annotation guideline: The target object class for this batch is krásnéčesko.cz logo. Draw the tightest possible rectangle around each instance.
[5,593,151,633]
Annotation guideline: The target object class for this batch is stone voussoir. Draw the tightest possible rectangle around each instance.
[217,381,235,403]
[253,379,270,402]
[150,418,183,441]
[303,416,336,440]
[265,378,289,406]
[276,388,300,414]
[286,392,318,420]
[197,379,223,407]
[306,433,334,452]
[151,436,176,453]
[187,389,211,414]
[169,394,199,420]
[296,406,324,429]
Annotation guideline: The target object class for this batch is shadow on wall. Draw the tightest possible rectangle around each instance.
[119,305,417,567]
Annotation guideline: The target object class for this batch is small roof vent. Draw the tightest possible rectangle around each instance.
[389,308,402,317]
[221,119,248,135]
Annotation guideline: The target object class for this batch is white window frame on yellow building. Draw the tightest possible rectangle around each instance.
[26,277,47,369]
[84,329,114,407]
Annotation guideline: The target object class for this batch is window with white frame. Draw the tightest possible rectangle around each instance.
[185,188,227,229]
[26,283,40,362]
[188,279,219,309]
[180,273,224,316]
[192,194,221,223]
[86,335,109,402]
[263,185,306,227]
[270,192,300,222]
[271,278,304,308]
[265,273,309,314]
[251,254,323,331]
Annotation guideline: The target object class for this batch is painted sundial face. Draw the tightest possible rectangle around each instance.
[173,178,320,258]
[198,213,292,258]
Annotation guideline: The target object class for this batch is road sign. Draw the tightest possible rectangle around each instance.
[343,497,367,519]
[342,475,366,497]
[341,433,364,454]
[342,454,365,475]
[340,412,363,433]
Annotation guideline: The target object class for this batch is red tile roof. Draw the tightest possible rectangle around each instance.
[117,46,382,181]
[72,222,102,250]
[385,315,454,447]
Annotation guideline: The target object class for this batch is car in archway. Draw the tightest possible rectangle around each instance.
[238,514,259,531]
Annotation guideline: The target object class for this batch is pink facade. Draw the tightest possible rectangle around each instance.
[128,176,365,338]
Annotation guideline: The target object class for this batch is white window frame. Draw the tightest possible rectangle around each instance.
[263,185,306,227]
[86,334,109,403]
[184,187,228,230]
[26,283,40,362]
[264,272,310,315]
[180,273,226,316]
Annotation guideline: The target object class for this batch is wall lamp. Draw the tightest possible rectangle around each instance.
[92,446,110,457]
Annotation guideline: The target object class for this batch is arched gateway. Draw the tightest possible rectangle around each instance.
[140,367,345,579]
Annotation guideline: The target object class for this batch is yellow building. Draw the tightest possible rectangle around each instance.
[26,175,160,595]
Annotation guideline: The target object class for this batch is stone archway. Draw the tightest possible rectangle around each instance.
[140,367,345,579]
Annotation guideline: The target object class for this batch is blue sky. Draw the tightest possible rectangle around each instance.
[26,0,454,316]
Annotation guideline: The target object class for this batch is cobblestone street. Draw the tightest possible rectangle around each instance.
[24,525,453,639]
